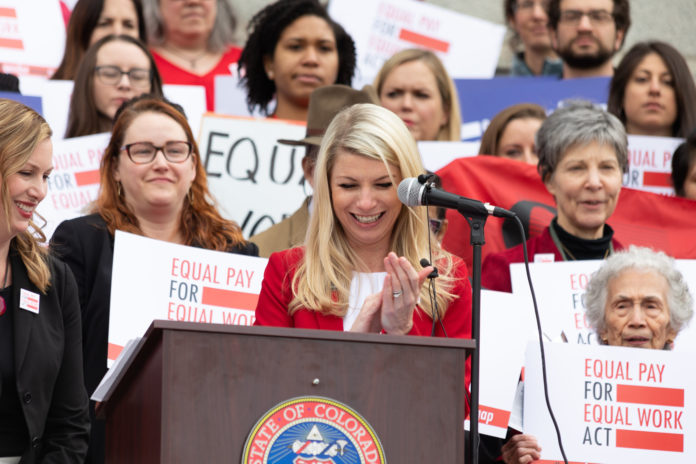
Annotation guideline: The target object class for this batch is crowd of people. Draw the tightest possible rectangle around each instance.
[0,0,694,462]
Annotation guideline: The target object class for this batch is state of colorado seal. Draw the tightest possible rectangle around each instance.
[241,396,386,464]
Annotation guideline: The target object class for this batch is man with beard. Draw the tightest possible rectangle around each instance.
[547,0,631,78]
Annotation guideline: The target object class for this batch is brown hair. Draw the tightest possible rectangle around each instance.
[479,103,547,156]
[95,95,246,250]
[0,99,52,292]
[65,34,164,139]
[608,41,696,138]
[52,0,146,80]
[374,49,461,141]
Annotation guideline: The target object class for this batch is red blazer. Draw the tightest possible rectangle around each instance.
[481,227,624,293]
[254,247,472,339]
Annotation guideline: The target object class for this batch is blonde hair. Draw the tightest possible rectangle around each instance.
[374,49,461,141]
[0,99,52,292]
[290,103,458,318]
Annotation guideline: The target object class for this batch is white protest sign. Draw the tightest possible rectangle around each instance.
[0,0,65,78]
[19,77,73,140]
[328,0,504,88]
[624,135,683,195]
[37,132,108,239]
[109,231,268,363]
[510,260,696,353]
[476,289,534,438]
[511,260,603,346]
[162,84,206,138]
[214,74,268,118]
[525,342,695,463]
[418,141,478,172]
[197,114,307,238]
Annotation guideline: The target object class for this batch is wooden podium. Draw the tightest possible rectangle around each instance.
[99,321,474,462]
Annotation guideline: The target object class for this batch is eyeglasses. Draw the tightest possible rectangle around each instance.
[516,0,548,11]
[559,9,614,25]
[121,141,193,164]
[95,65,151,88]
[429,218,444,235]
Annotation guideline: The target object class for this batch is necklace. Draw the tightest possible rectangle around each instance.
[0,258,9,316]
[162,46,209,69]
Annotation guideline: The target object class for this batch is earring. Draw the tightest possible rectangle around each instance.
[117,182,122,197]
[187,188,194,204]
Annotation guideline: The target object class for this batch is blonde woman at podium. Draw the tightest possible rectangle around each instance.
[254,103,471,340]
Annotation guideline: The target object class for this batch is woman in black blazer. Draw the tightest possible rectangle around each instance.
[0,100,89,462]
[50,95,257,464]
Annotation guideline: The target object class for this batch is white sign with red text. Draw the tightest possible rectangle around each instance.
[197,114,307,238]
[418,141,479,171]
[328,0,504,88]
[624,135,683,195]
[0,0,65,78]
[476,289,535,438]
[36,132,108,239]
[525,342,695,463]
[108,231,268,364]
[510,260,696,353]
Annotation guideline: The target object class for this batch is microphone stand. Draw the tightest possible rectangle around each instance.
[462,210,487,464]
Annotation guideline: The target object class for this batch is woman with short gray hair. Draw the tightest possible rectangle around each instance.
[482,101,628,292]
[585,246,693,349]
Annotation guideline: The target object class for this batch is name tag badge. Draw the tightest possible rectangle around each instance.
[20,289,40,314]
[534,253,556,263]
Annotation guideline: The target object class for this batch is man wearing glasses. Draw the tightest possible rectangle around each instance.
[547,0,631,78]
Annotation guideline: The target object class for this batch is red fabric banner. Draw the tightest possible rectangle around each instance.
[437,156,696,274]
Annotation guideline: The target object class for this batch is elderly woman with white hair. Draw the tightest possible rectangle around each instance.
[483,101,628,293]
[501,246,694,464]
[585,245,693,350]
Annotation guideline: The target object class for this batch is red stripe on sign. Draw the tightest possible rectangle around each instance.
[616,429,683,452]
[108,343,124,361]
[0,38,23,50]
[202,287,258,311]
[398,28,449,53]
[0,7,17,17]
[617,384,684,407]
[74,169,100,186]
[535,461,601,464]
[478,404,511,428]
[642,171,672,187]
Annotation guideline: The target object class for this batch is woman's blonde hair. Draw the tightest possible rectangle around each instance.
[290,103,458,318]
[374,48,461,141]
[0,99,52,292]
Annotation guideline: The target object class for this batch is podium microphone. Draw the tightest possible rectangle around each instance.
[397,177,515,219]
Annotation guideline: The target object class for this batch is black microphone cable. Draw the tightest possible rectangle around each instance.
[513,214,569,464]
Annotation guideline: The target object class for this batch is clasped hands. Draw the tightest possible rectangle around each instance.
[350,252,433,334]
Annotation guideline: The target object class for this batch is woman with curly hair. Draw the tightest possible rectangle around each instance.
[51,95,257,464]
[238,0,356,121]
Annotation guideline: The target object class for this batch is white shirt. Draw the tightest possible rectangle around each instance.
[343,271,387,331]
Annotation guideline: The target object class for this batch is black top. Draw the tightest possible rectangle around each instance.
[551,217,614,261]
[0,285,29,456]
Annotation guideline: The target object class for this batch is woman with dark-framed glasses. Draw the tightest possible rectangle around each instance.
[65,34,164,139]
[51,95,257,464]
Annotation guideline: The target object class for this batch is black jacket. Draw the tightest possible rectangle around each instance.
[11,244,89,463]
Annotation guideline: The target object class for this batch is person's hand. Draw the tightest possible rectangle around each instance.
[380,252,433,334]
[501,434,541,464]
[349,292,382,333]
